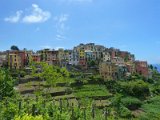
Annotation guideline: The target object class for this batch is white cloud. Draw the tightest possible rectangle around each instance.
[4,4,51,24]
[54,14,69,40]
[58,14,69,31]
[23,4,51,23]
[4,11,23,23]
[54,14,68,22]
[56,34,66,40]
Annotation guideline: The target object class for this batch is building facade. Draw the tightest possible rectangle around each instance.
[135,61,149,78]
[99,62,118,80]
[7,50,26,69]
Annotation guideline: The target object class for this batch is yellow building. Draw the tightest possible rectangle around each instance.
[79,48,85,58]
[99,62,118,80]
[8,51,20,69]
[7,50,26,69]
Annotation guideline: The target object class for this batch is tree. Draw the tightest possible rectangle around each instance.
[154,66,158,71]
[119,80,150,98]
[10,45,19,51]
[149,65,153,70]
[23,48,27,51]
[31,62,70,87]
[90,60,96,66]
[124,55,129,62]
[0,69,15,99]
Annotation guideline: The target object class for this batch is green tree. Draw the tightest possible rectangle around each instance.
[89,60,96,67]
[10,45,19,51]
[149,65,153,70]
[119,80,150,98]
[0,69,15,99]
[31,62,70,87]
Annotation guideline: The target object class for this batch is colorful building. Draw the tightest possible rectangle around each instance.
[99,62,118,80]
[111,57,125,65]
[135,61,149,78]
[79,48,86,67]
[102,50,111,62]
[7,50,26,69]
[37,49,59,65]
[52,50,59,65]
[32,53,41,63]
[85,50,94,61]
[0,43,150,79]
[125,61,135,74]
[69,49,79,65]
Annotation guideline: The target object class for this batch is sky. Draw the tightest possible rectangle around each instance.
[0,0,160,64]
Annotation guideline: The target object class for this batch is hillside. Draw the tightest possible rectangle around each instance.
[0,63,160,120]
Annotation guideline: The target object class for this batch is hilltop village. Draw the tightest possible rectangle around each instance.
[0,43,151,80]
[1,43,160,120]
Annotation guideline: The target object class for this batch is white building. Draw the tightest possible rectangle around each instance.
[111,57,125,65]
[102,51,111,62]
[69,49,79,65]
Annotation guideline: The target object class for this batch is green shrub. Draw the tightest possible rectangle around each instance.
[14,114,45,120]
[0,69,15,99]
[19,70,26,77]
[119,106,132,118]
[151,85,160,95]
[0,99,19,120]
[138,96,160,120]
[138,112,160,120]
[119,80,150,98]
[121,96,142,110]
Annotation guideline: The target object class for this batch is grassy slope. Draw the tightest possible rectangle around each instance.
[14,68,160,120]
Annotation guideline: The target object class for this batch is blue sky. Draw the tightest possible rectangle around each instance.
[0,0,160,64]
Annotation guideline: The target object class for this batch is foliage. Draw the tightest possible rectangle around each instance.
[19,70,27,77]
[87,60,96,67]
[74,84,111,98]
[0,100,18,120]
[14,114,44,120]
[124,55,129,62]
[87,75,104,84]
[138,96,160,120]
[0,96,117,120]
[118,80,150,98]
[30,62,70,86]
[10,45,19,51]
[1,64,160,120]
[119,106,132,118]
[111,94,133,118]
[111,94,122,112]
[151,84,160,95]
[0,69,15,99]
[105,80,119,93]
[121,96,142,110]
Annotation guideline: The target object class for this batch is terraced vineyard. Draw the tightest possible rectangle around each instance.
[1,63,160,120]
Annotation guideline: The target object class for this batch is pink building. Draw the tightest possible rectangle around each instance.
[135,61,149,77]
